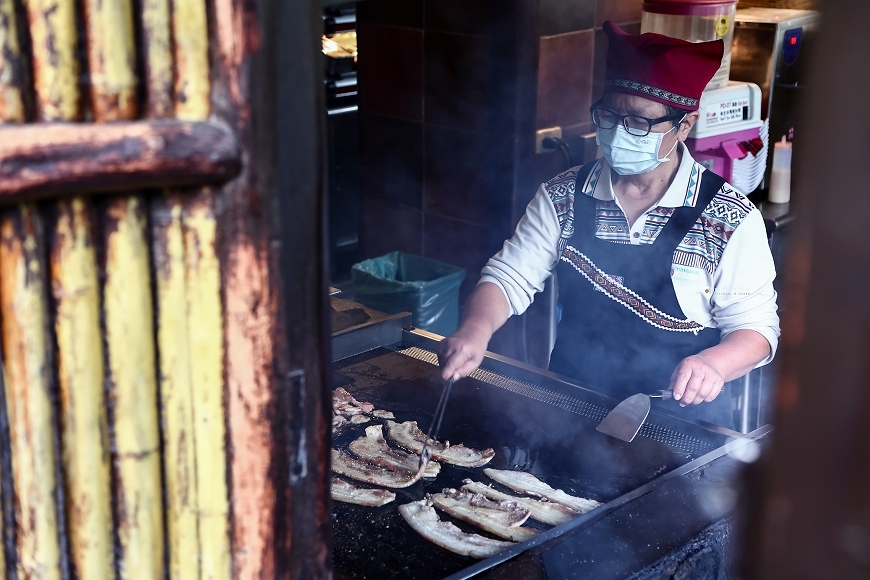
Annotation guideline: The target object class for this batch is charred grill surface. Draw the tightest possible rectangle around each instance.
[330,347,732,580]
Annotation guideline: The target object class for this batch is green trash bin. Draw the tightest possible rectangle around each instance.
[351,251,466,336]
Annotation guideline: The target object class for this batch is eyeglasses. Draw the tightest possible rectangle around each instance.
[590,102,686,137]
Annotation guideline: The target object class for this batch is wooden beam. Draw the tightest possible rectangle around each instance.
[0,120,240,200]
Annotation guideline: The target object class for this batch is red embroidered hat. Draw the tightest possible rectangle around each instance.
[603,20,724,110]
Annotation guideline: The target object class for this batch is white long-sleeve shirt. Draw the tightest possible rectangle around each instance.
[480,145,781,365]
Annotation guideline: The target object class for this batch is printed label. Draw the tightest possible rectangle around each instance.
[705,97,749,127]
[716,15,731,38]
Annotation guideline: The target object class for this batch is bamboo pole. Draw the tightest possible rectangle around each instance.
[83,0,165,574]
[152,192,200,580]
[0,0,26,122]
[140,0,173,118]
[0,206,62,580]
[172,0,210,120]
[81,0,138,121]
[24,0,79,122]
[49,198,114,579]
[26,0,116,576]
[101,196,164,580]
[0,0,28,574]
[172,1,231,577]
[184,189,231,580]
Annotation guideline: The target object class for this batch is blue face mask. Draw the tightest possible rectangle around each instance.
[596,122,682,175]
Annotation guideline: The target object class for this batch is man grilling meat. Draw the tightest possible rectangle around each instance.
[438,22,779,428]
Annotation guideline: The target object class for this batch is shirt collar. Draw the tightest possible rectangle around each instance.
[588,143,705,208]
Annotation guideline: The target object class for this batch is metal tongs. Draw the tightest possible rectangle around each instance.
[416,376,455,474]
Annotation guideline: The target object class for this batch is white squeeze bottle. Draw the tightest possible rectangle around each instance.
[768,136,792,204]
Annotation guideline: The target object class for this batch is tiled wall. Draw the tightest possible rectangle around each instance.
[356,0,643,305]
[357,0,512,300]
[521,0,642,208]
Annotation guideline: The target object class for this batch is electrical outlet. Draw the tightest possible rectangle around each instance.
[535,126,563,154]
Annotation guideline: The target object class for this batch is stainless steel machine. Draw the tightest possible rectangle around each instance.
[729,8,821,191]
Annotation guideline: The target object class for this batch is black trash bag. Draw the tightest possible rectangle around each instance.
[351,251,466,336]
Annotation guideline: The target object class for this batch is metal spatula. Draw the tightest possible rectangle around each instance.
[596,390,673,442]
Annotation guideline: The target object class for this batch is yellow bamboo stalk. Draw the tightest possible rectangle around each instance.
[50,198,115,579]
[24,0,80,121]
[0,206,61,580]
[140,0,173,118]
[184,189,230,580]
[0,0,25,122]
[102,196,164,580]
[172,0,210,120]
[152,193,200,580]
[82,0,138,121]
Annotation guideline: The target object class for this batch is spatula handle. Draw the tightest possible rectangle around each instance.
[649,389,674,400]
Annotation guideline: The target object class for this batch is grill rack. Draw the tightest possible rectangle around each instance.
[395,345,715,456]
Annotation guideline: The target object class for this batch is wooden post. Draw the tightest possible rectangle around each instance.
[23,0,80,122]
[210,0,332,576]
[81,0,138,121]
[48,198,113,579]
[0,206,62,580]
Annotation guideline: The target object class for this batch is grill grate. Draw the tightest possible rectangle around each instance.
[395,346,713,456]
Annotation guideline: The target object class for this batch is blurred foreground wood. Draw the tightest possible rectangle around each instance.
[0,0,331,576]
[743,1,870,579]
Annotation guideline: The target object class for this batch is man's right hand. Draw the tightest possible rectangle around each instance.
[437,281,512,382]
[438,327,489,382]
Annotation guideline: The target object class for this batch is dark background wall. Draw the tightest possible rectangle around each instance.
[356,0,643,300]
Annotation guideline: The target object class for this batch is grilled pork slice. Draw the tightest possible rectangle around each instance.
[333,387,394,419]
[331,449,423,488]
[330,477,395,507]
[349,425,440,478]
[333,414,349,432]
[430,489,539,543]
[384,420,495,467]
[399,500,515,559]
[462,479,578,526]
[333,387,375,416]
[483,469,601,514]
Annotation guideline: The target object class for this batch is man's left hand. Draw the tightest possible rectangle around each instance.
[669,355,725,405]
